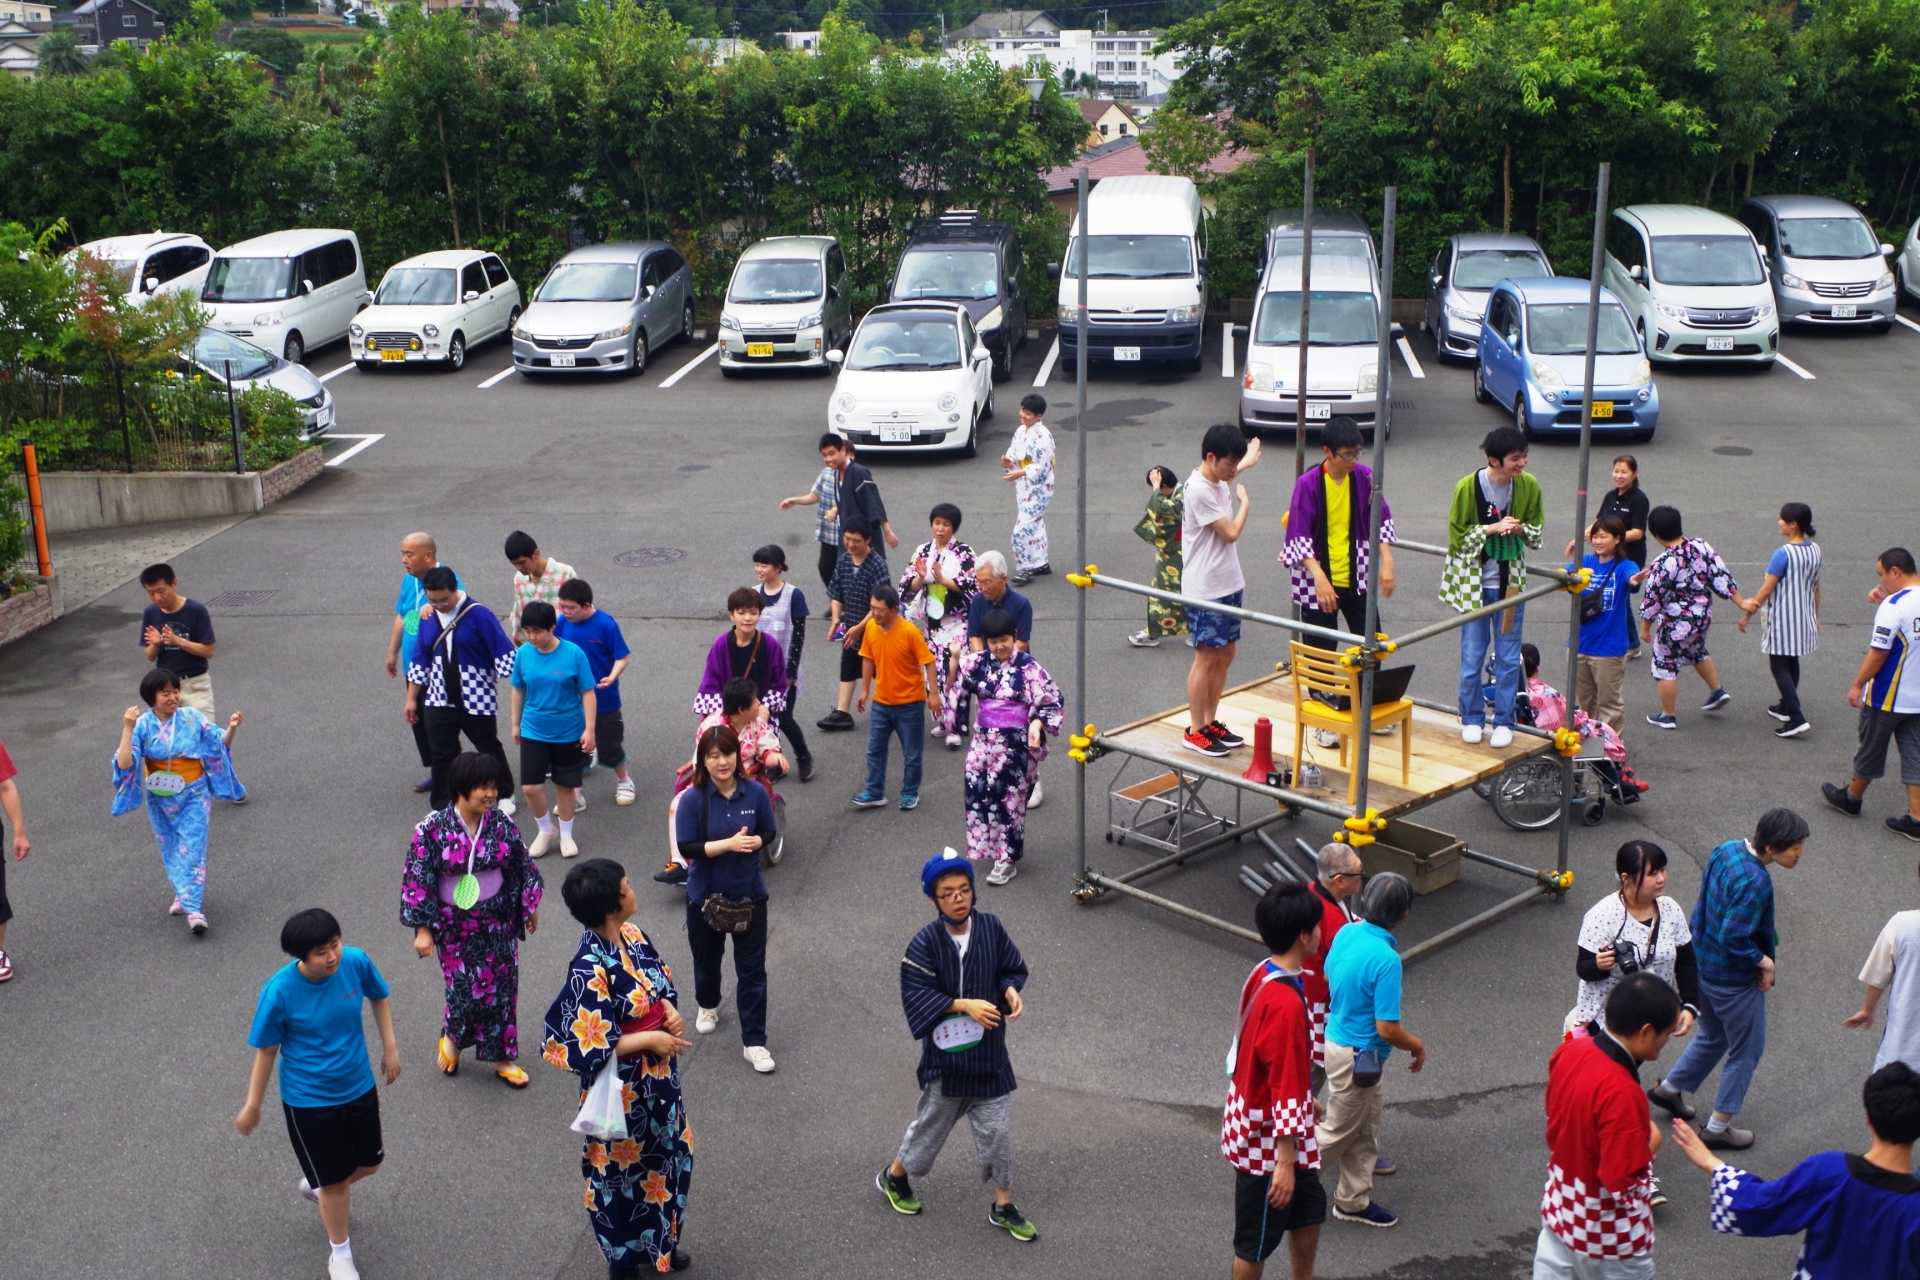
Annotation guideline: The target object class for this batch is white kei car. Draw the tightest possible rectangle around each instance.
[825,302,994,457]
[350,249,521,371]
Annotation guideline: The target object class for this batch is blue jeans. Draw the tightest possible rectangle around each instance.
[1457,587,1526,727]
[1663,975,1766,1116]
[861,700,924,801]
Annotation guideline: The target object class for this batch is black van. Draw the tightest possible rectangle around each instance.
[889,210,1027,382]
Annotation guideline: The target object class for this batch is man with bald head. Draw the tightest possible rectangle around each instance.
[387,533,464,794]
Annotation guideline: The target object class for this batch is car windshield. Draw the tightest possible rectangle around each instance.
[846,314,962,370]
[1779,217,1879,260]
[731,258,824,303]
[376,267,457,306]
[203,256,297,303]
[1650,235,1764,286]
[1453,249,1550,290]
[1525,303,1640,355]
[893,250,998,300]
[536,262,637,303]
[191,327,278,380]
[1063,235,1192,279]
[1253,290,1379,346]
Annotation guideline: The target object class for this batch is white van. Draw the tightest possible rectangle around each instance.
[1601,205,1778,366]
[1053,174,1207,372]
[201,229,369,365]
[70,232,213,303]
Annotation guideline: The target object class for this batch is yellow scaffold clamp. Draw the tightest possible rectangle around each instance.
[1560,566,1594,594]
[1333,808,1387,849]
[1068,722,1100,765]
[1065,564,1099,589]
[1374,633,1399,655]
[1546,869,1576,892]
[1554,728,1583,757]
[1340,646,1368,671]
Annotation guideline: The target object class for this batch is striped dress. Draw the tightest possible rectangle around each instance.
[1761,540,1821,657]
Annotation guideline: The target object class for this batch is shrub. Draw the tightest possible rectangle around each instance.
[236,384,310,467]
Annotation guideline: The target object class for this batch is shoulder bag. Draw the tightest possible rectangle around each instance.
[690,785,759,934]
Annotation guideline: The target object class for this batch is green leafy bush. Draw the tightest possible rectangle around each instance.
[236,385,309,467]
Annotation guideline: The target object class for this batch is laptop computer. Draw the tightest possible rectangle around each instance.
[1323,664,1416,712]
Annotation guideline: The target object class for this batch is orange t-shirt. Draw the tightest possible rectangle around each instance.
[859,618,935,705]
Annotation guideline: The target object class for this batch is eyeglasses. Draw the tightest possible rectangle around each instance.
[936,888,974,902]
[1331,448,1362,462]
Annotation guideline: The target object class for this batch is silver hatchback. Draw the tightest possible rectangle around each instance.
[512,241,696,377]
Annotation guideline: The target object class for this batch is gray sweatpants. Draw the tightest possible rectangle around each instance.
[896,1079,1014,1191]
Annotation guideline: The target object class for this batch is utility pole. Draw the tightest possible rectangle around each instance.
[1098,7,1109,31]
[938,12,945,49]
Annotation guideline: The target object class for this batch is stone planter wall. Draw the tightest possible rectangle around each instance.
[38,447,326,533]
[0,573,61,649]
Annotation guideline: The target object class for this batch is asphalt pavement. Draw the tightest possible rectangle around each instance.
[6,309,1920,1279]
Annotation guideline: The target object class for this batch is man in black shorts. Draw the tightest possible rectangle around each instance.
[0,737,28,984]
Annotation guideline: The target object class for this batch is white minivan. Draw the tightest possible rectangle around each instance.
[201,229,370,365]
[70,232,213,303]
[1053,174,1207,372]
[1601,205,1778,366]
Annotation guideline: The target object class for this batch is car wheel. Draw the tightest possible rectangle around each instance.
[1898,261,1910,301]
[354,359,376,374]
[630,331,648,377]
[682,299,695,344]
[959,411,978,459]
[991,339,1011,383]
[1513,396,1531,439]
[981,382,995,421]
[1472,361,1490,403]
[720,365,738,379]
[506,305,521,338]
[447,334,465,370]
[283,332,305,365]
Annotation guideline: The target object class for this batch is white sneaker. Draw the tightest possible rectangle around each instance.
[1027,777,1043,809]
[695,1007,720,1034]
[945,733,964,750]
[986,858,1017,885]
[295,1176,319,1203]
[615,778,636,806]
[1312,728,1340,749]
[1126,628,1161,648]
[743,1045,776,1073]
[497,796,516,817]
[1488,725,1514,749]
[1461,724,1484,745]
[528,828,554,858]
[573,789,587,812]
[328,1252,360,1280]
[560,833,580,858]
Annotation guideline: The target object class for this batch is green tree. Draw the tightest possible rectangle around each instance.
[227,26,307,72]
[35,30,88,76]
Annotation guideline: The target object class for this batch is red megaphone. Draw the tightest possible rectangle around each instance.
[1242,717,1279,786]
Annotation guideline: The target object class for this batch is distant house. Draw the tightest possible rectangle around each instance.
[687,35,758,64]
[948,8,1060,46]
[777,28,820,52]
[0,14,45,75]
[73,0,164,44]
[1040,132,1251,219]
[1077,98,1140,147]
[421,0,521,18]
[0,0,53,22]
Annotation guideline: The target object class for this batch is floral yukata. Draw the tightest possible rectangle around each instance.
[1007,419,1056,574]
[111,707,244,914]
[944,649,1064,865]
[400,806,544,1063]
[1132,486,1187,638]
[899,537,977,736]
[1638,536,1740,682]
[544,923,693,1275]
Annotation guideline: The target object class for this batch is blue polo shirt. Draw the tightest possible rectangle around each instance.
[1324,920,1403,1060]
[247,947,391,1108]
[967,587,1033,644]
[555,608,631,713]
[675,778,776,903]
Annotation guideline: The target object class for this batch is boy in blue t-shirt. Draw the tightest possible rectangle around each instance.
[1569,513,1638,733]
[237,908,398,1280]
[555,579,633,807]
[510,601,597,859]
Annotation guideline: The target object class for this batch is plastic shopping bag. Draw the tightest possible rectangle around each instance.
[570,1060,628,1141]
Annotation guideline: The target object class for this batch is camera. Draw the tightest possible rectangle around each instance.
[1611,939,1643,975]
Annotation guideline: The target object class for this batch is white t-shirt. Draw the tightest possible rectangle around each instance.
[948,920,973,966]
[1868,586,1920,713]
[1570,893,1692,1027]
[1181,469,1244,600]
[1861,910,1920,1071]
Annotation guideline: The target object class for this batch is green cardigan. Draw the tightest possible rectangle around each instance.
[1439,470,1544,612]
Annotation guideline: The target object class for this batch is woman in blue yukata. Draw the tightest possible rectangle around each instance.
[113,666,244,937]
[544,858,694,1277]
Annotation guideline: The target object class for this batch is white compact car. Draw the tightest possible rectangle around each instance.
[825,302,994,457]
[69,232,213,303]
[351,249,521,371]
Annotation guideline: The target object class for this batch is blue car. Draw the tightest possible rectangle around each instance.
[1473,277,1659,440]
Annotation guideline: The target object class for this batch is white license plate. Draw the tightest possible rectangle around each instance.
[1114,346,1141,361]
[1305,402,1332,421]
[1832,303,1857,319]
[1705,335,1735,352]
[549,353,577,367]
[880,424,912,443]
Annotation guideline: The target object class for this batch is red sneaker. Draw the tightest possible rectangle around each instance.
[1182,729,1230,757]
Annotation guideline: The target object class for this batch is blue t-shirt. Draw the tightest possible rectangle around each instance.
[394,568,464,642]
[247,947,391,1108]
[511,639,595,742]
[1324,920,1403,1060]
[1573,554,1636,659]
[555,609,631,713]
[674,778,776,904]
[967,587,1033,644]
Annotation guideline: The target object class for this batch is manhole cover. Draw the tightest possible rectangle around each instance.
[205,590,278,607]
[1712,445,1754,457]
[613,547,687,568]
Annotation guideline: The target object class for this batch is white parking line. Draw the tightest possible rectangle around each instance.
[318,363,354,383]
[1033,337,1059,387]
[657,343,718,388]
[1895,315,1920,337]
[477,366,515,390]
[1775,352,1816,380]
[323,433,384,467]
[1395,336,1427,379]
[1220,321,1236,377]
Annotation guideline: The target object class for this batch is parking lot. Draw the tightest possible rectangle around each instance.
[6,290,1920,1279]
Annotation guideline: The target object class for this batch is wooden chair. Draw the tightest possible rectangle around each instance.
[1289,640,1413,804]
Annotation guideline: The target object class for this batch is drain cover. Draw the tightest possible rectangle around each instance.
[205,590,279,607]
[613,547,687,568]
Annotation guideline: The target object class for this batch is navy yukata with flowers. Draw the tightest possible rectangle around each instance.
[1639,536,1740,680]
[544,923,693,1274]
[943,649,1064,866]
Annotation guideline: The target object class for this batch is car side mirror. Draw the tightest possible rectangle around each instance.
[1628,264,1643,281]
[1045,263,1060,280]
[825,349,844,366]
[644,284,656,299]
[1882,242,1896,256]
[463,290,480,303]
[301,278,315,295]
[1430,274,1442,287]
[972,344,990,363]
[360,289,373,309]
[143,276,160,293]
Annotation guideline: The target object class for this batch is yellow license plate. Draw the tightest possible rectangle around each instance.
[746,342,775,358]
[380,349,406,362]
[1591,401,1613,419]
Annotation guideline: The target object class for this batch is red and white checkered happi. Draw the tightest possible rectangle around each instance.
[1540,1161,1653,1260]
[1221,1084,1320,1175]
[1309,999,1328,1068]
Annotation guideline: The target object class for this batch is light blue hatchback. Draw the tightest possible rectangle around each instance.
[1473,277,1659,441]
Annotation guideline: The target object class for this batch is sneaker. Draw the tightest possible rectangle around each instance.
[876,1167,923,1215]
[1888,815,1920,843]
[1823,782,1863,816]
[1204,721,1245,748]
[1775,720,1811,738]
[1488,725,1514,749]
[1766,702,1791,723]
[1313,728,1340,749]
[850,793,887,810]
[187,912,209,936]
[817,709,856,731]
[1701,1124,1755,1151]
[0,949,12,983]
[1646,1082,1695,1120]
[573,790,588,812]
[1649,1176,1669,1208]
[1182,729,1230,757]
[945,733,964,750]
[560,833,580,858]
[986,858,1017,885]
[1331,1201,1398,1228]
[653,862,688,885]
[168,897,184,916]
[529,828,555,858]
[1645,712,1678,730]
[989,1202,1039,1242]
[695,1007,720,1034]
[1460,723,1484,745]
[615,779,636,806]
[1373,1155,1396,1176]
[497,797,516,817]
[1127,629,1161,648]
[1027,777,1043,809]
[899,794,920,812]
[414,774,434,793]
[328,1253,361,1280]
[743,1045,776,1074]
[296,1176,319,1204]
[798,757,816,782]
[1701,688,1732,712]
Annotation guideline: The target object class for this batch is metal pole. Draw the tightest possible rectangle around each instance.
[1460,845,1563,882]
[1079,871,1264,945]
[1074,166,1091,884]
[22,442,51,577]
[114,364,132,473]
[1293,148,1313,481]
[1349,186,1395,815]
[1386,577,1568,649]
[1088,736,1356,820]
[1388,535,1583,584]
[1085,573,1364,645]
[225,360,245,475]
[1400,885,1550,965]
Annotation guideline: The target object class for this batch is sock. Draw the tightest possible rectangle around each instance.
[559,817,574,838]
[536,815,556,834]
[1705,1115,1729,1133]
[330,1238,352,1259]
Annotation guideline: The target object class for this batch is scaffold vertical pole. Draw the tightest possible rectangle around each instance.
[1349,186,1396,816]
[1074,166,1091,882]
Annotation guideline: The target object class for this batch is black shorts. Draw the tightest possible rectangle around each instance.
[284,1086,383,1189]
[0,842,11,925]
[839,641,864,684]
[521,737,588,788]
[594,710,627,770]
[1233,1166,1326,1263]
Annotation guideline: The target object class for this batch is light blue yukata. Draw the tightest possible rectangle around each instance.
[112,707,244,913]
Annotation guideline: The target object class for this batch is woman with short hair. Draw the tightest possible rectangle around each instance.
[401,751,544,1087]
[1738,501,1821,738]
[943,608,1064,887]
[899,503,978,748]
[543,859,693,1277]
